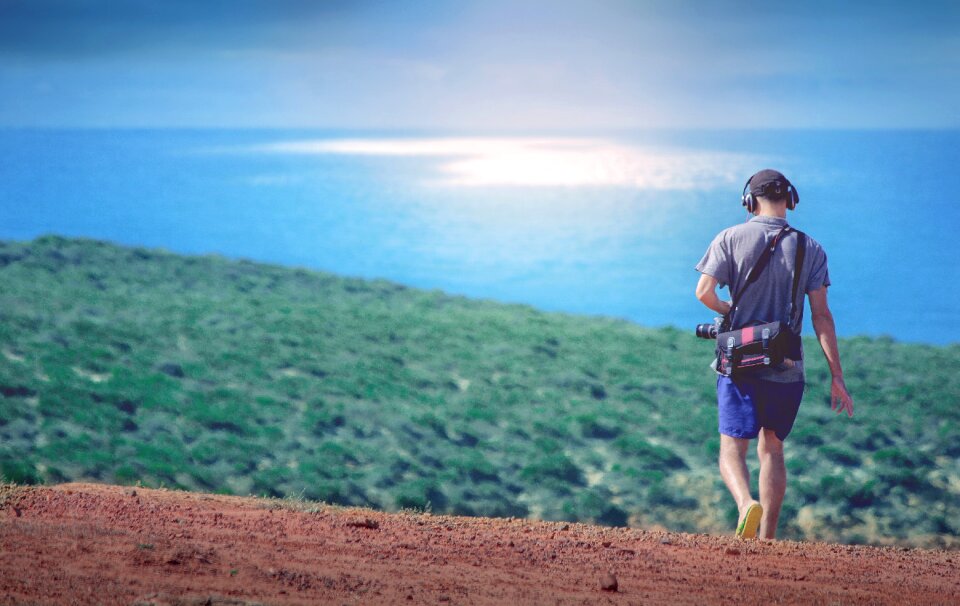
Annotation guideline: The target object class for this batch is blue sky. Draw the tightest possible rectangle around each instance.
[1,0,957,129]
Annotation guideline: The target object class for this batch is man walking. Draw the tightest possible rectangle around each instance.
[694,169,854,540]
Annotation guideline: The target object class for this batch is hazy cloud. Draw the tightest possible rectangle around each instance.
[1,0,957,128]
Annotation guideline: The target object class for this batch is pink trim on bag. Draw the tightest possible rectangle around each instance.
[741,326,755,344]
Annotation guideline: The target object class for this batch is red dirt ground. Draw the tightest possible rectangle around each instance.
[1,483,957,605]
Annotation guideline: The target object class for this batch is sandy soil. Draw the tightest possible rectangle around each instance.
[0,483,957,605]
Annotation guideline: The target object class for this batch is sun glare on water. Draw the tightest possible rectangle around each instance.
[255,137,754,190]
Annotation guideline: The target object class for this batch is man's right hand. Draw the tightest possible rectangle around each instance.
[830,376,854,418]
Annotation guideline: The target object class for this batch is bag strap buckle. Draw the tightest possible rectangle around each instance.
[761,327,771,365]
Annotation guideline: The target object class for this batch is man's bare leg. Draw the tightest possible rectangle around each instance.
[719,435,759,521]
[757,428,786,539]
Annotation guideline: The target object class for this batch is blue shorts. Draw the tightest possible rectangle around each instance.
[717,376,804,441]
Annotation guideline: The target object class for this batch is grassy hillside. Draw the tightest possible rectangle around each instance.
[1,236,957,547]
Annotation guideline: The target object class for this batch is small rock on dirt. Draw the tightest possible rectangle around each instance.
[599,572,618,592]
[725,547,741,556]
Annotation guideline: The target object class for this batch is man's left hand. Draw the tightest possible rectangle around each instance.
[830,376,854,418]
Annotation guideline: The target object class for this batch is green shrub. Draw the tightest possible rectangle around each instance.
[576,415,621,439]
[704,437,720,459]
[817,445,860,466]
[448,451,500,483]
[847,480,878,509]
[873,447,931,469]
[786,456,811,474]
[612,435,687,470]
[647,479,696,508]
[0,456,40,484]
[520,453,584,485]
[394,479,445,511]
[561,489,627,526]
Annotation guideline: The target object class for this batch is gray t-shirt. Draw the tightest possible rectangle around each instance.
[696,216,830,383]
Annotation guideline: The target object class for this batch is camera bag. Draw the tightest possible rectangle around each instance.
[716,225,806,377]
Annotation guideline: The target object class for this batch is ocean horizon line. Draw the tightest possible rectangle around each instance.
[3,125,959,134]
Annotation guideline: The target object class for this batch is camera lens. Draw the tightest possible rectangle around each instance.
[695,323,718,339]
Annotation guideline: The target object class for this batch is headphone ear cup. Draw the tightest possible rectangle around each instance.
[741,176,754,213]
[786,185,799,210]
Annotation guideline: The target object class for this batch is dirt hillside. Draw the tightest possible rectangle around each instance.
[0,483,957,605]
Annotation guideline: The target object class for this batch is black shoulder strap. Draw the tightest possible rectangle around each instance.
[727,225,791,328]
[790,230,807,327]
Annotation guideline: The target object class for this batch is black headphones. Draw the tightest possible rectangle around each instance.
[741,173,800,214]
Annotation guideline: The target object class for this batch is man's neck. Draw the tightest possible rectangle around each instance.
[756,206,787,219]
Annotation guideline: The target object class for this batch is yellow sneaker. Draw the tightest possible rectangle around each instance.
[736,503,763,540]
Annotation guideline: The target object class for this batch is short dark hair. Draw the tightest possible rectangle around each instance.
[756,185,789,204]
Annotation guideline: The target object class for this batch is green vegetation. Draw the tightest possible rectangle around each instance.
[0,236,958,547]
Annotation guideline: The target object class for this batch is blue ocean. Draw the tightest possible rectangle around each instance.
[2,128,957,345]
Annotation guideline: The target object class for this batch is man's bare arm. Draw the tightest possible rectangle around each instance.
[808,286,854,418]
[695,273,732,316]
